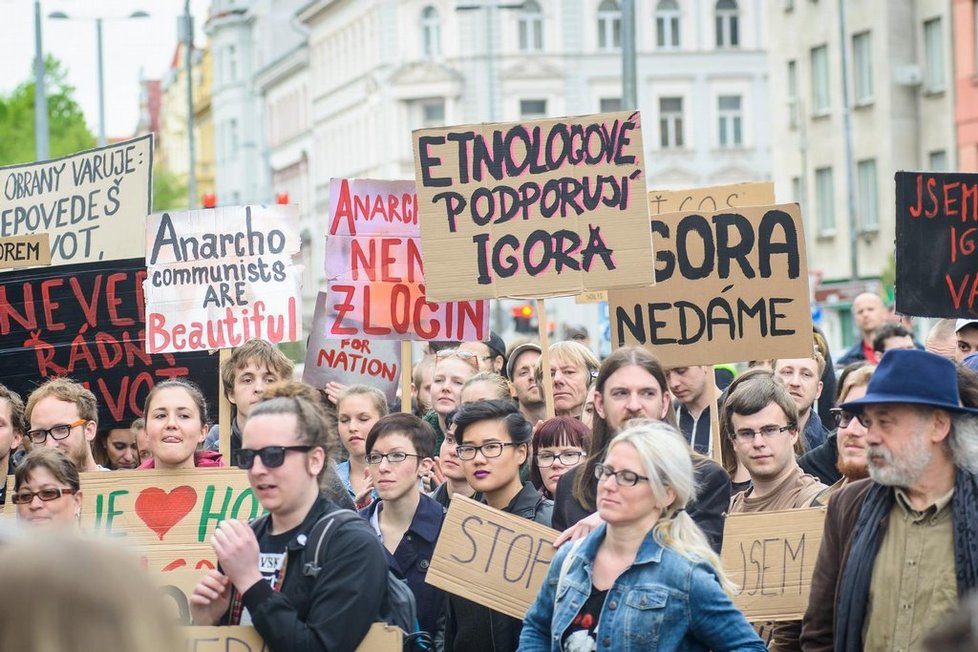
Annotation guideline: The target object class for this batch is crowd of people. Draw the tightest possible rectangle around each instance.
[4,293,978,651]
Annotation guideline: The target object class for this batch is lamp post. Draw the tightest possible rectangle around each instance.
[456,1,526,122]
[34,0,49,160]
[48,10,150,148]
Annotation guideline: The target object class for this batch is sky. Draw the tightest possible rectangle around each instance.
[0,0,211,150]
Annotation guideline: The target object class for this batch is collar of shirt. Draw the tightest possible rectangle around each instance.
[894,485,955,523]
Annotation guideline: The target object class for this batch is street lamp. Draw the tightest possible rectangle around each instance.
[456,2,526,122]
[48,10,150,147]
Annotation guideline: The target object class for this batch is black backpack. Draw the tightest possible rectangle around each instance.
[301,509,432,651]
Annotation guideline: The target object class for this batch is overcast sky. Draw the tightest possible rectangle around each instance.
[0,0,211,160]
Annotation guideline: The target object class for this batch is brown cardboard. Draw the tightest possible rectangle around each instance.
[575,182,775,303]
[720,508,826,621]
[0,234,51,268]
[425,494,557,620]
[413,111,654,301]
[608,203,812,367]
[182,624,401,652]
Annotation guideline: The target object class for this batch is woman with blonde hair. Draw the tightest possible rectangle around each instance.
[521,420,763,651]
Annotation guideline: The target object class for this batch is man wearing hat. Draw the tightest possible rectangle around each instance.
[507,342,545,424]
[801,349,978,652]
[955,319,978,362]
[458,330,507,375]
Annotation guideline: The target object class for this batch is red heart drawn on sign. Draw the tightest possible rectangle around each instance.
[135,486,198,541]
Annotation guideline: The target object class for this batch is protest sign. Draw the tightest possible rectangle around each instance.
[143,205,303,354]
[78,469,258,572]
[720,508,826,621]
[895,171,978,316]
[413,111,654,301]
[608,203,812,368]
[0,257,218,429]
[577,182,775,303]
[0,135,153,265]
[0,234,51,269]
[155,569,206,625]
[182,624,401,652]
[325,178,489,341]
[426,495,556,620]
[303,291,400,404]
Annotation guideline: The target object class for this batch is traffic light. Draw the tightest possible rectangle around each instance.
[511,304,536,333]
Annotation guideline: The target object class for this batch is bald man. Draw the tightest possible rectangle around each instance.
[925,319,958,360]
[838,293,888,365]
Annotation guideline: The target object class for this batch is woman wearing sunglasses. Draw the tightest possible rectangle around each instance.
[189,396,389,652]
[13,447,82,527]
[521,420,764,652]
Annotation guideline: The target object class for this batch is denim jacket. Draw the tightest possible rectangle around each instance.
[520,524,765,652]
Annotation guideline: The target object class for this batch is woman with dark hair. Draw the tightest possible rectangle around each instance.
[93,428,139,470]
[531,417,590,499]
[138,379,223,470]
[13,447,82,527]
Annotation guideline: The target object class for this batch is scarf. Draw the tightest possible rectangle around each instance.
[836,470,978,651]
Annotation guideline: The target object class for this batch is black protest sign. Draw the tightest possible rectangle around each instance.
[0,257,217,429]
[895,171,978,317]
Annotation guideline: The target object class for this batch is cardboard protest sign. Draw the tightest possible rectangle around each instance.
[413,111,654,301]
[182,624,401,652]
[0,234,51,268]
[895,171,978,316]
[0,135,153,265]
[143,205,303,354]
[720,508,826,621]
[0,257,218,429]
[303,291,400,404]
[426,495,556,620]
[576,182,775,303]
[325,178,489,340]
[79,469,258,572]
[608,203,812,368]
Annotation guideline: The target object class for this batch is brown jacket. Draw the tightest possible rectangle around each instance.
[799,478,875,652]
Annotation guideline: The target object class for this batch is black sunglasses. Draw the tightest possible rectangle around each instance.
[236,445,313,469]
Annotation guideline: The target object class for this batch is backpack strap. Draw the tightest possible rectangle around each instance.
[301,509,363,578]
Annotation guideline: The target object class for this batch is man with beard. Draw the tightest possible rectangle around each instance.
[801,350,978,652]
[812,365,874,505]
[506,343,545,424]
[25,378,102,473]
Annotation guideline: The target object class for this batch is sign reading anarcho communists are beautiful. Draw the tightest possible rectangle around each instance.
[0,135,153,265]
[325,178,489,340]
[412,111,655,301]
[0,257,218,429]
[608,203,811,367]
[895,171,978,317]
[143,205,303,354]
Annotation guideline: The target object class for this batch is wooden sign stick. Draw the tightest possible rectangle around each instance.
[709,376,724,467]
[401,341,413,414]
[218,348,232,462]
[536,298,555,419]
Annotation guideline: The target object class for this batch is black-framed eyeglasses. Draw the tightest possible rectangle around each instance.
[729,425,793,442]
[536,450,587,467]
[11,487,76,504]
[593,463,648,487]
[26,418,87,444]
[366,451,423,465]
[456,441,520,461]
[236,445,313,469]
[830,408,859,429]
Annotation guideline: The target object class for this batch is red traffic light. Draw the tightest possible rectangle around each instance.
[511,304,534,318]
[202,192,217,208]
[276,192,289,205]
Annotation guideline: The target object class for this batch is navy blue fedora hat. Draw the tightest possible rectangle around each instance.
[841,349,978,415]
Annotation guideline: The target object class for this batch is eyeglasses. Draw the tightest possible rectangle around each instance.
[830,408,859,429]
[236,445,313,469]
[11,487,76,504]
[730,425,793,442]
[456,441,521,460]
[366,451,423,465]
[26,418,87,444]
[593,463,648,487]
[536,451,587,467]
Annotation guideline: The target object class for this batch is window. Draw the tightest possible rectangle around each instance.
[787,60,798,127]
[421,100,445,128]
[924,18,945,91]
[227,45,238,82]
[715,0,739,48]
[229,119,239,161]
[853,31,873,104]
[421,6,441,57]
[598,0,621,51]
[791,176,803,206]
[656,0,680,49]
[785,0,795,10]
[857,159,878,231]
[518,1,544,52]
[717,96,743,148]
[600,97,623,112]
[815,167,835,234]
[929,150,948,171]
[520,99,548,119]
[811,44,830,114]
[659,97,684,149]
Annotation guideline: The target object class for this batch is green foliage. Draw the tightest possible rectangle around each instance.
[152,165,189,212]
[0,56,96,165]
[881,251,896,305]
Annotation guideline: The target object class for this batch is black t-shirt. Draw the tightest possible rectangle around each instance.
[241,523,301,624]
[561,585,607,652]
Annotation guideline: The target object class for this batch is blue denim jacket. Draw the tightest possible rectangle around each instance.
[520,524,765,652]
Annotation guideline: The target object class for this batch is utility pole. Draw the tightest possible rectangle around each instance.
[182,0,197,208]
[33,0,49,160]
[837,0,859,282]
[621,0,637,109]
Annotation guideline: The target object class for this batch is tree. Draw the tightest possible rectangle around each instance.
[152,164,188,212]
[0,55,96,165]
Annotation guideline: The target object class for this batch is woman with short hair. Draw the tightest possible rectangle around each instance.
[13,447,82,527]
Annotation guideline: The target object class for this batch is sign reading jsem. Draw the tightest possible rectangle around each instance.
[413,111,654,301]
[143,205,303,353]
[609,203,811,367]
[325,178,489,340]
[895,171,978,317]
